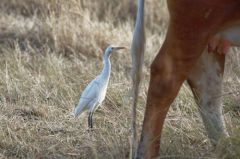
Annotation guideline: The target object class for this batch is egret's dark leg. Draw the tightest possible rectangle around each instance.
[88,111,94,128]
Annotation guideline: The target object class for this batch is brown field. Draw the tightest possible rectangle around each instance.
[0,0,239,158]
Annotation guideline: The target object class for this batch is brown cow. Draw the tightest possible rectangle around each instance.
[130,0,240,158]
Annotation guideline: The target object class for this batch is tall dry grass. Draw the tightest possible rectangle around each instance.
[0,0,239,158]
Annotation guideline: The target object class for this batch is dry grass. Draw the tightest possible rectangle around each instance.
[0,0,239,158]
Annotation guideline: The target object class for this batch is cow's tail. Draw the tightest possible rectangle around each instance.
[130,0,145,158]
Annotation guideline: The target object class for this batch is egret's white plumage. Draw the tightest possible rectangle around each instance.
[74,45,125,128]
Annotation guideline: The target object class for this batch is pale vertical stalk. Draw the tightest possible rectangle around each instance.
[130,0,145,158]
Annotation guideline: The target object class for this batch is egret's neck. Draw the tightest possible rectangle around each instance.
[100,53,111,81]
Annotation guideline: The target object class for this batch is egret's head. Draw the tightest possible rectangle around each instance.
[104,45,126,56]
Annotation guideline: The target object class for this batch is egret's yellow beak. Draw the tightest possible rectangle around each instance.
[113,46,126,51]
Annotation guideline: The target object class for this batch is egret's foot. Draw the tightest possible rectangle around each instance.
[86,127,100,133]
[88,124,93,129]
[87,127,94,133]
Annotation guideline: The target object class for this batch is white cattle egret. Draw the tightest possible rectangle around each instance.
[74,45,125,128]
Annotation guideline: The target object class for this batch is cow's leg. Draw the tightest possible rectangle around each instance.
[135,27,207,158]
[187,50,228,146]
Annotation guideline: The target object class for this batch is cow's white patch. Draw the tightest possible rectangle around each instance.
[189,50,228,146]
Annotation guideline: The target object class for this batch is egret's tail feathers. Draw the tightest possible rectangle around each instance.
[74,104,86,118]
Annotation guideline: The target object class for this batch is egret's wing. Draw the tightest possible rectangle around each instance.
[74,77,101,117]
[80,77,101,102]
